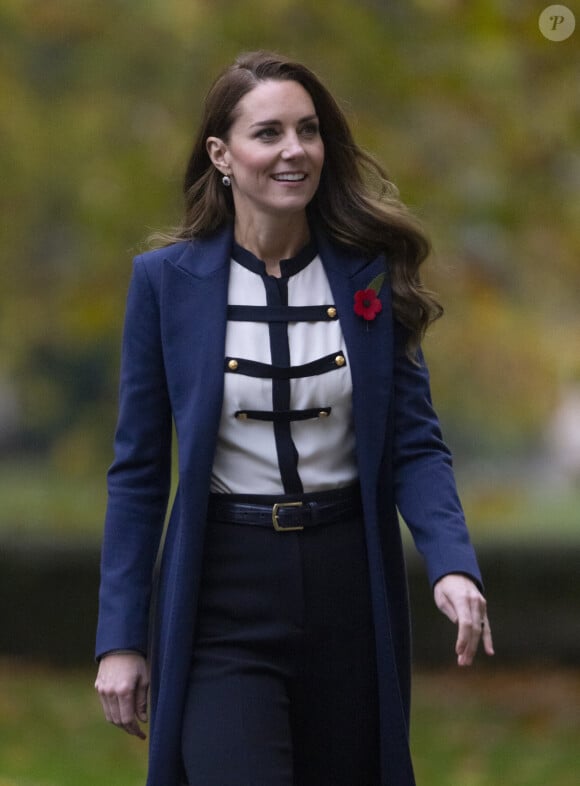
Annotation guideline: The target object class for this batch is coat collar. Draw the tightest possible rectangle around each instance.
[168,222,376,282]
[171,223,235,280]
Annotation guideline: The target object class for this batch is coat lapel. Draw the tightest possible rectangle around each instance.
[316,231,394,490]
[159,227,233,467]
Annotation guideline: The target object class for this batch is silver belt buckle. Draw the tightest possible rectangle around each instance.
[272,501,304,532]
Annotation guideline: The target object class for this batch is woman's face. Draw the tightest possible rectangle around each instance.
[207,79,325,224]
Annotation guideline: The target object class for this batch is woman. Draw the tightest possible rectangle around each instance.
[95,51,494,786]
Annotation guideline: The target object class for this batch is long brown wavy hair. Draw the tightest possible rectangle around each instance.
[155,51,443,353]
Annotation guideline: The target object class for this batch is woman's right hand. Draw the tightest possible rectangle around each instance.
[95,652,150,739]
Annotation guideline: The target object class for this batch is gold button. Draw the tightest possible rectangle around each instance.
[335,355,345,367]
[319,410,329,418]
[326,307,337,319]
[236,411,248,420]
[227,359,239,371]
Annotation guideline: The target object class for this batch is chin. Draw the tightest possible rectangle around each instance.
[271,194,314,213]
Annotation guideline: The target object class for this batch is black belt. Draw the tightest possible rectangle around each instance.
[207,484,361,532]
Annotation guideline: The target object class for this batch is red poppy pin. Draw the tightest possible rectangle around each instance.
[353,273,386,321]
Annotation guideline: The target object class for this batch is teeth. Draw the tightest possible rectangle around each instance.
[273,173,306,181]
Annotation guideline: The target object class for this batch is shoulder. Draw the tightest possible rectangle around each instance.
[134,225,234,283]
[129,240,196,296]
[134,240,193,270]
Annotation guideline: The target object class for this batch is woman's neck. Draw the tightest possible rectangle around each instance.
[234,212,311,277]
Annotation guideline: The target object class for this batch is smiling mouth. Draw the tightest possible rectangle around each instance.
[272,173,307,182]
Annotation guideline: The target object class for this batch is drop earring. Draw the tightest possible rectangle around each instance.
[222,174,231,187]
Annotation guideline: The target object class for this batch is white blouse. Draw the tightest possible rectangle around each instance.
[210,242,358,495]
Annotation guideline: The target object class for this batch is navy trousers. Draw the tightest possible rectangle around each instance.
[181,509,381,786]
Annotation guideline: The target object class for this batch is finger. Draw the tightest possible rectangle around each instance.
[95,677,109,722]
[482,618,495,656]
[117,681,138,723]
[122,717,147,740]
[113,696,146,739]
[97,680,144,738]
[462,594,494,665]
[435,583,473,665]
[456,623,480,666]
[117,680,148,740]
[135,675,149,723]
[106,692,123,728]
[95,677,120,726]
[454,599,481,667]
[97,689,114,725]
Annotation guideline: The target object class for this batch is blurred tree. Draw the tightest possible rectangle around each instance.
[0,0,578,480]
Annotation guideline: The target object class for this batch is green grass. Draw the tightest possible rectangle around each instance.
[411,670,580,786]
[0,661,577,786]
[0,661,146,786]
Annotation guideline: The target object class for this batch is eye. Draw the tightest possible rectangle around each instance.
[255,127,279,140]
[300,122,320,137]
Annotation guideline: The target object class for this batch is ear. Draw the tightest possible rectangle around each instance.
[206,136,230,174]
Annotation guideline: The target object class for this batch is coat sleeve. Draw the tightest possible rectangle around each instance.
[391,324,482,589]
[95,256,172,659]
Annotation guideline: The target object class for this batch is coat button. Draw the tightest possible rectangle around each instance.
[326,307,337,318]
[319,410,330,418]
[335,355,345,367]
[235,411,248,420]
[227,359,239,371]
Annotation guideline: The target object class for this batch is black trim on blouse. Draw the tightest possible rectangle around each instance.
[226,240,342,494]
[232,240,318,278]
[227,305,337,323]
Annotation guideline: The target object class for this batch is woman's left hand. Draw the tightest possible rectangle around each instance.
[433,573,494,666]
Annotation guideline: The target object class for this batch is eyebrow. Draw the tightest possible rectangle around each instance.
[250,114,319,128]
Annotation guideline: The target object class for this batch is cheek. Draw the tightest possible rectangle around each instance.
[314,149,325,177]
[231,147,273,176]
[311,143,325,173]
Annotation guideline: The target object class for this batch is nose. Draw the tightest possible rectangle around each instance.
[281,133,305,159]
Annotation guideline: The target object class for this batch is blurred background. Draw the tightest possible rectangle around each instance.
[0,1,578,784]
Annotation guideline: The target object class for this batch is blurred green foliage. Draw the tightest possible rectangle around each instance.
[1,1,579,521]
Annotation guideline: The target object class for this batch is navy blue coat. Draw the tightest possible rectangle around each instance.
[96,223,482,786]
